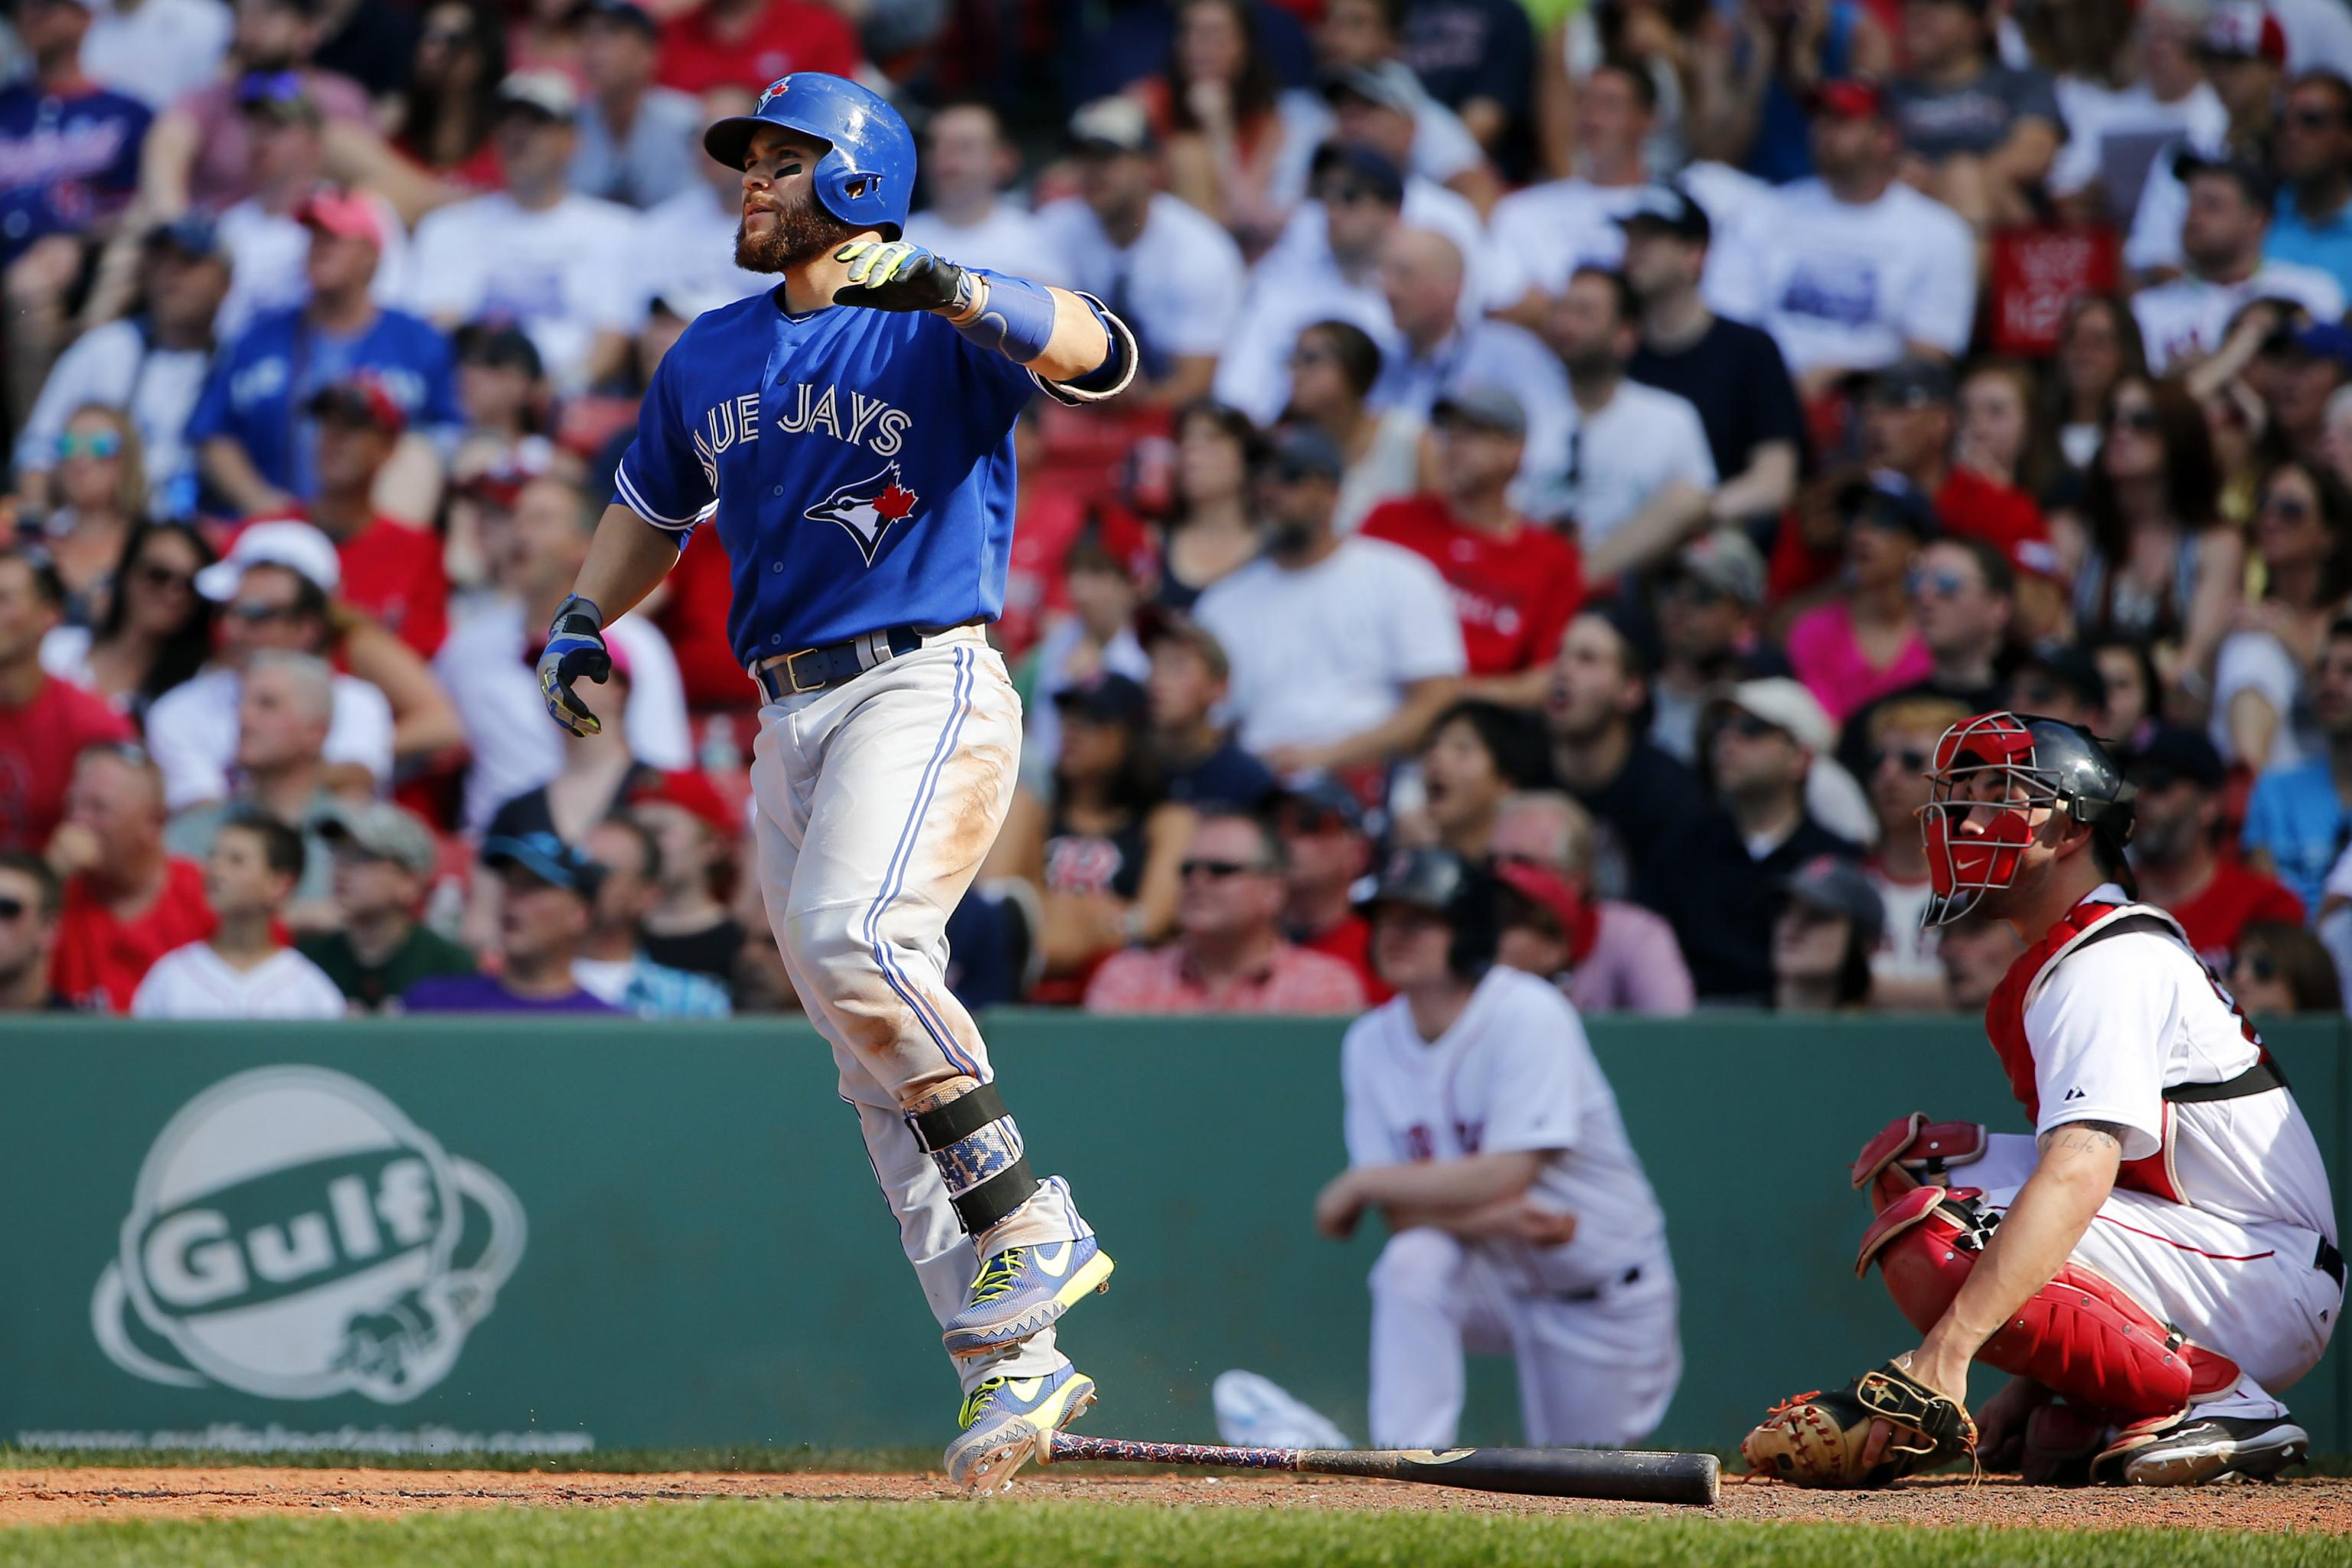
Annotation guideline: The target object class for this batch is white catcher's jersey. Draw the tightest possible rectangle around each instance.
[1341,967,1667,1287]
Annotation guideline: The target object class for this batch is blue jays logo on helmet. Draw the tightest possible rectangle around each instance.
[756,77,789,109]
[806,463,920,565]
[702,73,916,236]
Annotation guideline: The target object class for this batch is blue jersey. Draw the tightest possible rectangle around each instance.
[185,305,462,501]
[0,83,151,266]
[612,284,1041,664]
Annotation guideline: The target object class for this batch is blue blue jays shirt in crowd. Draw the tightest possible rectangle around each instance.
[612,279,1048,665]
[185,305,462,498]
[0,81,151,266]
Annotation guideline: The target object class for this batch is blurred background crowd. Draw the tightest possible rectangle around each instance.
[7,0,2352,1021]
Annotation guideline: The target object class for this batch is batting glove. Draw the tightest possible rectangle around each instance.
[833,240,975,314]
[537,594,611,738]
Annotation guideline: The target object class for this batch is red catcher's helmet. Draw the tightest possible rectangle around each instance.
[1919,711,2137,929]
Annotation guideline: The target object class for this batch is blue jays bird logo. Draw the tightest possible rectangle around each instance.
[806,464,920,565]
[758,77,790,109]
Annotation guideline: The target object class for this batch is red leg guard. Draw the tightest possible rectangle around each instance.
[1854,1187,2240,1423]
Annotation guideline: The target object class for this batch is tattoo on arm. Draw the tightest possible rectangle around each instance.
[2040,1121,2126,1158]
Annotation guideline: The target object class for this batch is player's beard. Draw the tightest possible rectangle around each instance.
[737,188,858,274]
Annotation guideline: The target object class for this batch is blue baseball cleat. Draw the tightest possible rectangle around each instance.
[944,1363,1097,1493]
[943,1236,1114,1358]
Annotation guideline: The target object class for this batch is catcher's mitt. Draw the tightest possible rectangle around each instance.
[1741,1361,1977,1488]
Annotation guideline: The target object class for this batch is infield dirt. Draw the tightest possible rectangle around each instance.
[0,1468,2347,1533]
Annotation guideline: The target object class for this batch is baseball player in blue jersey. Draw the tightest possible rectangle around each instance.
[534,74,1137,1491]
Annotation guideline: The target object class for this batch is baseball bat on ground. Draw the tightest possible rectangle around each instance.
[1040,1433,1720,1505]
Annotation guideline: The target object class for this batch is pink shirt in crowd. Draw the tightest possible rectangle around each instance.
[1565,901,1695,1016]
[1785,600,1933,723]
[178,68,372,213]
[1083,941,1367,1014]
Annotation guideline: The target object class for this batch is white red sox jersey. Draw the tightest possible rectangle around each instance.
[1341,966,1667,1287]
[610,278,1115,663]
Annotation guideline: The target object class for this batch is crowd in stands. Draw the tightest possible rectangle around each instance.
[9,0,2352,1024]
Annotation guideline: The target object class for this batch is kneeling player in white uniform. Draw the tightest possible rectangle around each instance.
[1314,847,1681,1449]
[1748,714,2341,1487]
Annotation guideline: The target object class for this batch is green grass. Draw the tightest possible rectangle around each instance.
[1,1501,2348,1568]
[0,1446,940,1475]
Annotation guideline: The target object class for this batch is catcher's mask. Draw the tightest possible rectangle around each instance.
[1918,710,2135,929]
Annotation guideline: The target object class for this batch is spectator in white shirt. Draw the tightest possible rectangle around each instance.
[1707,79,1977,395]
[1272,0,1497,214]
[2132,152,2347,374]
[1377,225,1570,485]
[1214,142,1406,423]
[436,469,688,834]
[405,70,640,391]
[82,0,233,111]
[902,99,1063,284]
[213,83,410,340]
[623,83,775,326]
[567,0,703,210]
[1487,54,1655,324]
[1196,424,1463,772]
[144,523,400,811]
[132,814,345,1018]
[1034,96,1247,408]
[1545,266,1714,581]
[13,217,226,518]
[2128,1,2285,281]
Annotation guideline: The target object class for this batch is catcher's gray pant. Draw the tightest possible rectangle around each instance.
[1367,1228,1681,1448]
[748,628,1092,1395]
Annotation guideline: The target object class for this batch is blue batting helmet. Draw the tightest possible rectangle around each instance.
[703,74,914,237]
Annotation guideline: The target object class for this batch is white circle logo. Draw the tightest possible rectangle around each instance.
[92,1067,524,1403]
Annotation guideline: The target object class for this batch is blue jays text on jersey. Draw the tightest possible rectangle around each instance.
[612,276,1099,664]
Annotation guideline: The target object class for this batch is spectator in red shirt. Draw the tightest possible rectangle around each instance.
[46,743,214,1011]
[1860,358,2050,560]
[276,376,452,656]
[0,550,134,853]
[1276,778,1387,1002]
[1360,385,1584,707]
[2125,724,2305,973]
[655,0,861,96]
[1086,810,1367,1013]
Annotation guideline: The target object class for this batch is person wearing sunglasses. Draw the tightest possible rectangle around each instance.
[0,549,136,857]
[2213,459,2352,770]
[1273,776,1383,1001]
[1084,811,1364,1014]
[2263,73,2352,305]
[1856,694,1968,1009]
[1834,534,2014,779]
[2230,920,2344,1014]
[31,407,146,630]
[0,851,70,1011]
[2124,723,2305,975]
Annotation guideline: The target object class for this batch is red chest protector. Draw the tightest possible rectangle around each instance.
[1984,897,2277,1205]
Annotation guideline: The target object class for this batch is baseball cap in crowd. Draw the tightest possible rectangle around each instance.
[1864,358,1958,408]
[1053,671,1150,729]
[1838,472,1941,537]
[1262,423,1348,484]
[1615,183,1711,246]
[1275,776,1367,836]
[296,186,385,248]
[568,0,657,32]
[1324,59,1426,118]
[1782,854,1886,949]
[1808,78,1886,120]
[2010,642,2109,717]
[1068,96,1155,155]
[1668,527,1766,606]
[2285,320,2352,368]
[458,323,546,377]
[236,70,322,124]
[143,214,220,260]
[2172,147,2275,208]
[484,830,605,897]
[305,374,407,435]
[626,768,740,841]
[1431,384,1527,439]
[457,437,560,509]
[194,519,342,601]
[2125,724,2227,792]
[2008,535,2068,586]
[318,801,441,876]
[1308,140,1406,207]
[1707,677,1838,755]
[2200,0,2288,66]
[497,69,580,122]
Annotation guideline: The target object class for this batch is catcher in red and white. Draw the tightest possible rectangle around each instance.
[1744,711,2342,1488]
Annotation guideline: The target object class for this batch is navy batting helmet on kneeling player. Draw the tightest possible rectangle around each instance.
[1363,846,1501,979]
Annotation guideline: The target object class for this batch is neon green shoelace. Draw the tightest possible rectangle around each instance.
[968,1248,1028,1306]
[958,1377,1008,1429]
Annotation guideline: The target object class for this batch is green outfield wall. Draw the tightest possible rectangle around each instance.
[2,1013,2342,1455]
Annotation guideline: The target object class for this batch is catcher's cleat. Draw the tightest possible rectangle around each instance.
[2092,1414,2309,1487]
[944,1363,1097,1493]
[942,1236,1114,1358]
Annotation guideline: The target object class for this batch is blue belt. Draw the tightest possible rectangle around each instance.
[750,626,928,702]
